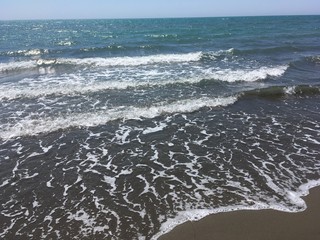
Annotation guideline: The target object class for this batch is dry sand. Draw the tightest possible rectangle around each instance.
[159,186,320,240]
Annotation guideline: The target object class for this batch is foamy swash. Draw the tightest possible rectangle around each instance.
[152,180,320,240]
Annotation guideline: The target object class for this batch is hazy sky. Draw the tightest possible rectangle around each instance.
[1,0,320,20]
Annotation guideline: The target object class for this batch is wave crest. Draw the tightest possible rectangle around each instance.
[241,85,320,100]
[0,96,237,139]
[1,49,49,57]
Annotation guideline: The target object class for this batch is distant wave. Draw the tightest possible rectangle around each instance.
[0,61,38,72]
[0,52,202,72]
[0,49,242,72]
[1,45,305,60]
[230,46,305,56]
[56,41,76,46]
[145,34,178,39]
[57,52,203,67]
[80,45,126,53]
[0,96,237,139]
[0,49,289,73]
[0,49,49,57]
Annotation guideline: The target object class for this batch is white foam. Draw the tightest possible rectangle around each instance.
[0,80,141,100]
[67,209,97,232]
[284,86,296,94]
[204,65,288,82]
[0,179,10,188]
[6,49,46,56]
[0,74,197,100]
[298,179,320,195]
[24,49,43,56]
[102,176,116,191]
[56,41,74,46]
[142,122,167,135]
[56,52,202,67]
[0,96,237,139]
[0,52,201,73]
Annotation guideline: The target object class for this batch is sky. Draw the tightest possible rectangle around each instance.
[1,0,320,20]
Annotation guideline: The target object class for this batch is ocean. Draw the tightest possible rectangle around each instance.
[0,15,320,239]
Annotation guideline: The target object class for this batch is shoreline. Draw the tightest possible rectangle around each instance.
[159,186,320,240]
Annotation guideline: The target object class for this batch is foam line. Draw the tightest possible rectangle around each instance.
[56,52,203,67]
[0,96,237,139]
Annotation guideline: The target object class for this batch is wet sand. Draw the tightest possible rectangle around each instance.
[159,186,320,240]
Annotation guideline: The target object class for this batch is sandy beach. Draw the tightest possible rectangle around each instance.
[159,186,320,240]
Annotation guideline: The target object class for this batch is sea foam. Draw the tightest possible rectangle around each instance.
[0,96,237,139]
[204,65,288,82]
[56,52,202,67]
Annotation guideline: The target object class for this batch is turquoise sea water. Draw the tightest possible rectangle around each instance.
[0,16,320,239]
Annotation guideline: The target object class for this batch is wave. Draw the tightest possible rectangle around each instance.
[0,80,160,100]
[230,46,305,56]
[56,41,75,46]
[0,52,203,72]
[306,56,320,64]
[0,61,38,72]
[200,65,287,82]
[0,96,237,139]
[240,85,320,100]
[145,34,178,39]
[1,49,49,57]
[200,48,235,61]
[0,49,292,74]
[57,52,203,67]
[80,45,126,53]
[79,44,163,53]
[0,65,288,100]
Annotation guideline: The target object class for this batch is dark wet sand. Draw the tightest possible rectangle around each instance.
[159,186,320,240]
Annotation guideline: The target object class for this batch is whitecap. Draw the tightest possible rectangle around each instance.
[56,52,202,67]
[204,65,288,82]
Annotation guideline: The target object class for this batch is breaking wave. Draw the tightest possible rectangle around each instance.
[0,65,287,100]
[0,49,49,57]
[0,96,237,139]
[0,52,202,72]
[241,85,320,99]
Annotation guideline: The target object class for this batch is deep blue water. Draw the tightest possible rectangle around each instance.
[0,16,320,239]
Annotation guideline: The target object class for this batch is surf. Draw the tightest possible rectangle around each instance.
[0,96,237,139]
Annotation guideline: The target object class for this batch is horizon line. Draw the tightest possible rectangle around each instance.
[1,13,319,22]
